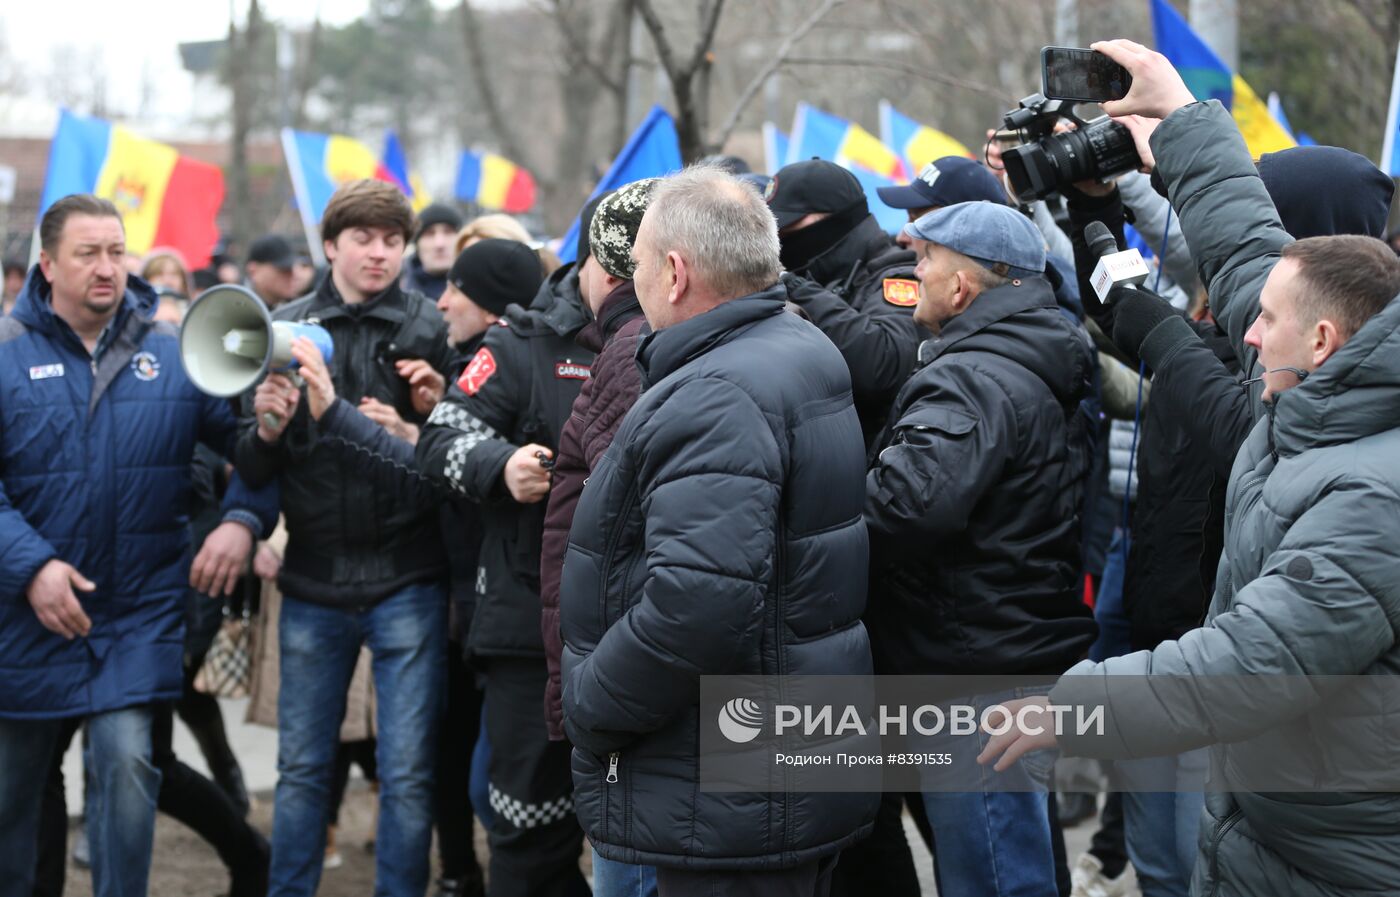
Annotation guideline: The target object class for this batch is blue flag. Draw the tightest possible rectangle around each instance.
[557,106,682,264]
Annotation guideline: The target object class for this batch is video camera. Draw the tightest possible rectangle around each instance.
[998,94,1141,203]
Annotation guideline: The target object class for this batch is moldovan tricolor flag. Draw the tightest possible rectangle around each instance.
[281,128,403,225]
[39,109,225,267]
[454,150,537,214]
[879,101,974,177]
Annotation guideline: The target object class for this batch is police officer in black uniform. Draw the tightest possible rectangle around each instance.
[766,159,923,443]
[414,198,606,897]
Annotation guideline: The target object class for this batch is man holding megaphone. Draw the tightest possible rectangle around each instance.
[229,180,456,897]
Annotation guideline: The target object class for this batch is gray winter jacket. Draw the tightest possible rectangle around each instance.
[1050,103,1400,897]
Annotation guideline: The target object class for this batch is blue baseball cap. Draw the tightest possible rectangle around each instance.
[876,156,1008,210]
[904,201,1046,279]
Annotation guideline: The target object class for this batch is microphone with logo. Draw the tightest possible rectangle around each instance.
[1083,221,1154,307]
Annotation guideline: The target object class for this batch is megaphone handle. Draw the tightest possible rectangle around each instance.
[260,370,306,431]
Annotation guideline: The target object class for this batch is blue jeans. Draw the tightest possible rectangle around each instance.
[919,688,1059,897]
[593,849,658,897]
[1119,751,1207,897]
[269,582,447,897]
[468,704,496,830]
[0,707,160,897]
[1090,529,1133,663]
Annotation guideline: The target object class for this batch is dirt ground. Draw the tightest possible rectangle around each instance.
[58,784,1128,896]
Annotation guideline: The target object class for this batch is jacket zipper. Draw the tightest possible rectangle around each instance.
[606,752,619,783]
[597,482,638,631]
[1206,805,1244,895]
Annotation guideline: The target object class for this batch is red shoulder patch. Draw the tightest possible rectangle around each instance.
[883,278,920,307]
[457,347,498,396]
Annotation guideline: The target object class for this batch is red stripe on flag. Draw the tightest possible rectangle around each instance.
[503,167,536,214]
[373,163,399,186]
[152,155,225,269]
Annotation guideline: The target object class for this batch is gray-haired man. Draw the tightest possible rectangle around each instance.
[559,167,878,897]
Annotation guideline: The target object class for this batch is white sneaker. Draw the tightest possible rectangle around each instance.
[1071,852,1130,897]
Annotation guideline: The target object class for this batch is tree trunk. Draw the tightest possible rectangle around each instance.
[226,0,264,251]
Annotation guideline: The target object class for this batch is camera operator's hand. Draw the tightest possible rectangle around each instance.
[1111,114,1160,174]
[504,443,553,504]
[982,130,1019,205]
[396,359,445,417]
[1092,40,1197,120]
[291,337,335,421]
[254,373,300,443]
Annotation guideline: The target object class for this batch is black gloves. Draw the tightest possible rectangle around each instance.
[1110,285,1179,363]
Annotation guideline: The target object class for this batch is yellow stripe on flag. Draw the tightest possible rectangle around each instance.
[94,128,179,256]
[478,155,516,210]
[325,134,382,185]
[1231,75,1296,158]
[408,173,432,213]
[839,125,907,179]
[906,126,973,165]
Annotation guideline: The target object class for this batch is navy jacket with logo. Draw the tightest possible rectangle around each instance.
[0,269,276,720]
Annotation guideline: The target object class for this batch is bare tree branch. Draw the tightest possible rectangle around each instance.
[458,0,530,168]
[550,0,624,94]
[633,0,682,84]
[688,0,727,76]
[710,0,844,149]
[782,56,1016,105]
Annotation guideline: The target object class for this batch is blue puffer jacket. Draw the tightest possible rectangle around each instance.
[0,267,277,720]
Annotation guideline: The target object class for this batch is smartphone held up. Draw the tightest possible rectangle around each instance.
[1041,47,1132,104]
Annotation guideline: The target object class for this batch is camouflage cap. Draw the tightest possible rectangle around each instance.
[588,177,658,280]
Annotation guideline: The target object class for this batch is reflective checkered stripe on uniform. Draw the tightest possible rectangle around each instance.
[427,401,500,493]
[488,783,575,829]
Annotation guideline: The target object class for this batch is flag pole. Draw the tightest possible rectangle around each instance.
[280,128,326,267]
[1381,41,1400,176]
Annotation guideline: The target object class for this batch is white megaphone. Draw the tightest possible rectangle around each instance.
[179,284,334,426]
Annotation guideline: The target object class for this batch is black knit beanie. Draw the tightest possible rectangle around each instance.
[449,238,544,316]
[575,190,614,264]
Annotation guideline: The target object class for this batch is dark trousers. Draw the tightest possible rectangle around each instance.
[481,657,586,897]
[436,643,485,883]
[33,720,81,897]
[150,703,269,897]
[32,708,266,897]
[656,856,837,897]
[829,793,919,897]
[1088,792,1128,879]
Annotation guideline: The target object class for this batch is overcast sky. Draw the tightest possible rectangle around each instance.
[0,1,458,133]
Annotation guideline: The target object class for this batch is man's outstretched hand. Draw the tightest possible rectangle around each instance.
[976,695,1060,772]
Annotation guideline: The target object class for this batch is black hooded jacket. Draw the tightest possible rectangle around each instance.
[864,277,1098,675]
[781,215,924,444]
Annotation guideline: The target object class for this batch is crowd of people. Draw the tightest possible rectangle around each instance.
[2,39,1399,897]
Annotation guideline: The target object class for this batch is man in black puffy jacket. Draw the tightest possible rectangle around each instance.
[560,166,877,897]
[864,201,1097,897]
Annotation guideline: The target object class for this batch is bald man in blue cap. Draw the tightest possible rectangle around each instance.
[862,201,1098,897]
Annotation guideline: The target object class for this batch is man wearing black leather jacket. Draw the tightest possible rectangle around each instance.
[767,160,923,443]
[235,179,455,897]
